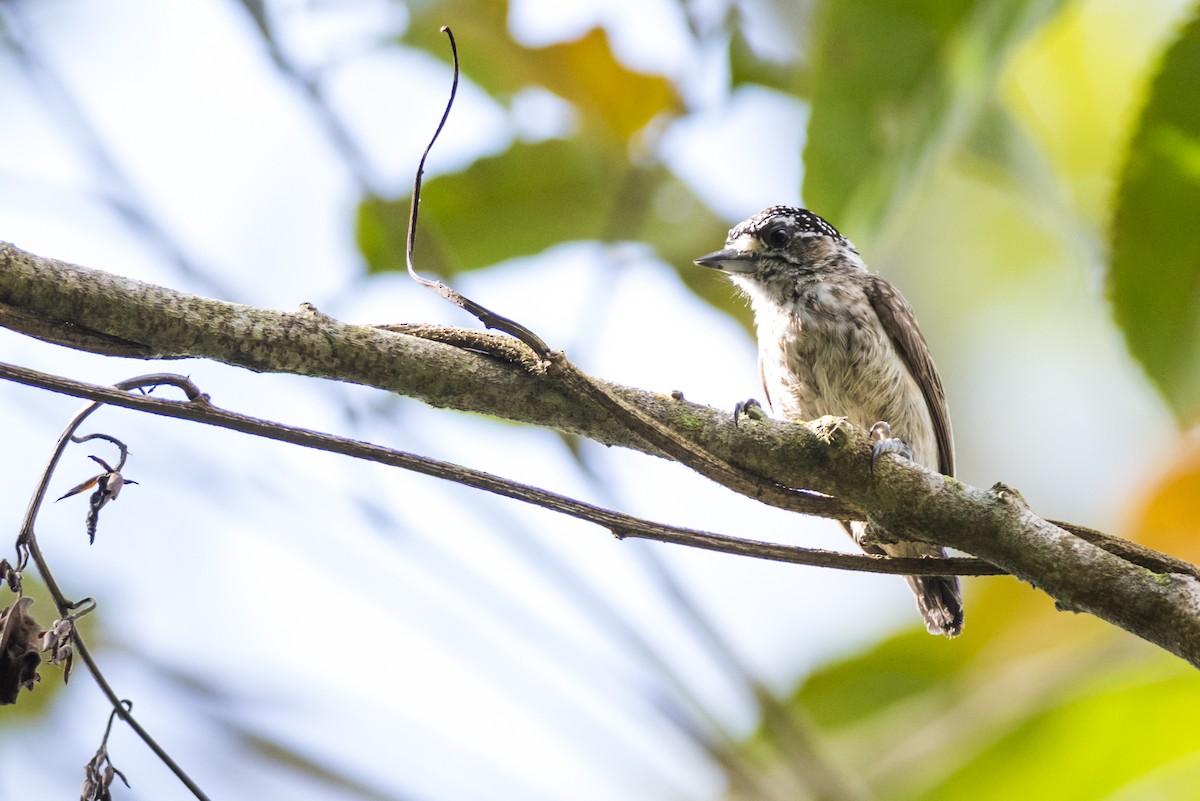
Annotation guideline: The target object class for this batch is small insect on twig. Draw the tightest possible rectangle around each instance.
[56,455,138,544]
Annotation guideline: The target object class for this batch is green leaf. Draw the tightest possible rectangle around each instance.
[357,138,623,277]
[773,605,1200,801]
[356,137,732,287]
[919,666,1200,801]
[1109,12,1200,425]
[794,628,972,731]
[802,0,1065,240]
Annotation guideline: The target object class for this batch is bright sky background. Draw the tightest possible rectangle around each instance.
[0,0,1186,799]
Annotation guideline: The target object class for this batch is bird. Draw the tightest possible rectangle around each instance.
[694,205,963,637]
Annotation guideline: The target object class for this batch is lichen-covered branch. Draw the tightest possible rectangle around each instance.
[3,240,1199,666]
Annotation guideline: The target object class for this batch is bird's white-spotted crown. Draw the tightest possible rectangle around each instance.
[730,205,845,243]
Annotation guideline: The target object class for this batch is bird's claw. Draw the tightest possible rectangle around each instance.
[870,421,912,470]
[733,398,766,426]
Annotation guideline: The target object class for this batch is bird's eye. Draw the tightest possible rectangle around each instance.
[763,226,792,248]
[765,226,790,248]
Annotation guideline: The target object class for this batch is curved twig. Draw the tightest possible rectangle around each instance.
[69,432,130,471]
[404,26,551,355]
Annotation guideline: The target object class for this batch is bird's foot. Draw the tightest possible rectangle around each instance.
[869,421,912,470]
[733,398,766,426]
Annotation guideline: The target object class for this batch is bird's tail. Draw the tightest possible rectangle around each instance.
[847,522,964,637]
[905,574,963,638]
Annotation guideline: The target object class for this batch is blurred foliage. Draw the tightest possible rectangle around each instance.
[1000,0,1167,223]
[358,140,725,279]
[753,576,1198,801]
[802,0,1066,241]
[775,3,1200,797]
[403,0,680,144]
[744,427,1200,801]
[1110,10,1200,424]
[726,0,813,96]
[1129,437,1200,564]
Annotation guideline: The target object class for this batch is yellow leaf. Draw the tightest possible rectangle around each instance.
[405,3,680,145]
[534,27,680,143]
[1127,437,1200,561]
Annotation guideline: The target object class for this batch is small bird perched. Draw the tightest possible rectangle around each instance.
[695,205,963,637]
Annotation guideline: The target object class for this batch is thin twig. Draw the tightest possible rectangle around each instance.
[16,374,212,801]
[0,360,1001,576]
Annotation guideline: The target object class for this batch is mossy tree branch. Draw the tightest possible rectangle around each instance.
[3,240,1199,666]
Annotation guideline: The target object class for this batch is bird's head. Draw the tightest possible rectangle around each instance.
[694,205,855,279]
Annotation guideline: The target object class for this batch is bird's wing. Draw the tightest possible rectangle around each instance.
[866,275,955,477]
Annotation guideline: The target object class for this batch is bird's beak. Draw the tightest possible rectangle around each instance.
[694,248,759,274]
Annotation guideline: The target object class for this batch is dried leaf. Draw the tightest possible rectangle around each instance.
[0,597,43,704]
